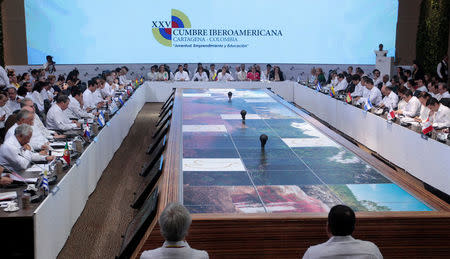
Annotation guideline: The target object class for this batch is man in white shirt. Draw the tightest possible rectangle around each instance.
[236,64,247,81]
[427,97,450,128]
[436,82,450,101]
[118,66,131,85]
[416,79,428,92]
[46,95,80,131]
[379,85,398,110]
[5,109,49,151]
[303,205,382,259]
[372,69,382,86]
[381,74,391,87]
[101,76,116,98]
[208,64,217,81]
[414,92,431,123]
[357,78,382,106]
[0,124,54,172]
[140,203,209,259]
[191,66,208,81]
[350,75,364,98]
[217,67,234,81]
[396,89,421,118]
[19,98,59,140]
[427,82,440,99]
[83,79,104,110]
[334,74,348,92]
[66,88,95,119]
[147,65,158,81]
[5,87,21,113]
[174,65,190,81]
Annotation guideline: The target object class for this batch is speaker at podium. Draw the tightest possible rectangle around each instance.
[375,44,394,78]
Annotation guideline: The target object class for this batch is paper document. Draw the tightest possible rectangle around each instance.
[50,141,72,148]
[0,191,17,201]
[2,173,37,183]
[25,164,49,173]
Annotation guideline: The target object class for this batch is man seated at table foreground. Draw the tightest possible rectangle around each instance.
[5,109,49,151]
[140,203,209,259]
[0,124,54,172]
[426,97,450,129]
[302,205,382,259]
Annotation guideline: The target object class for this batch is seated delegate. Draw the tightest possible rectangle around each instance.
[46,94,81,131]
[140,203,209,259]
[303,205,382,259]
[0,124,54,172]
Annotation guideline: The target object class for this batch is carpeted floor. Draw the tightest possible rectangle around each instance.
[58,102,162,259]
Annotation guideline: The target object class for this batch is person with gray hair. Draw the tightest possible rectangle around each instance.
[5,108,49,151]
[20,97,62,140]
[101,75,116,97]
[140,203,209,259]
[19,97,33,108]
[5,87,21,113]
[0,124,54,172]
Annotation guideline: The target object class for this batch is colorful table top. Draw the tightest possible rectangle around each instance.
[181,89,432,214]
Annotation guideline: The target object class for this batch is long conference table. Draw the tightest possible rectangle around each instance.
[1,81,448,259]
[146,80,450,195]
[0,86,147,259]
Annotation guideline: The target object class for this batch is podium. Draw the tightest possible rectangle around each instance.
[375,50,394,77]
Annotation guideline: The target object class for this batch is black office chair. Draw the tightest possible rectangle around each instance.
[439,98,450,108]
[44,99,51,114]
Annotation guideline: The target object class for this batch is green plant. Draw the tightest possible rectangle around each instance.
[416,0,449,76]
[0,1,4,67]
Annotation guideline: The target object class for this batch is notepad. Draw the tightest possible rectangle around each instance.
[2,173,37,183]
[50,141,72,148]
[51,149,65,157]
[0,191,17,201]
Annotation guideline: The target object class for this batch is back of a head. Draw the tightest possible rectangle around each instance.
[159,203,192,242]
[56,94,69,104]
[352,74,361,82]
[328,205,355,236]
